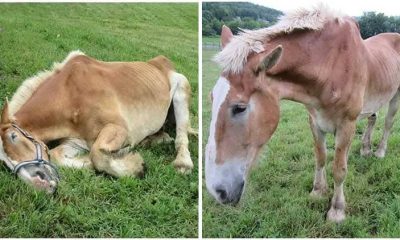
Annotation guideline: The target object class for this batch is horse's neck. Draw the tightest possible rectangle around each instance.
[13,95,72,142]
[270,79,320,107]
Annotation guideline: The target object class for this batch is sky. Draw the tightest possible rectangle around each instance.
[248,0,400,16]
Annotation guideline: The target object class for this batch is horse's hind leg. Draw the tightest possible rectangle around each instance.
[360,113,377,157]
[139,130,174,147]
[50,138,92,168]
[90,123,145,177]
[375,91,400,158]
[308,110,328,198]
[170,72,193,174]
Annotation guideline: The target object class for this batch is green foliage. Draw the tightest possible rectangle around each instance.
[202,48,400,237]
[202,2,282,36]
[0,3,198,237]
[358,12,400,39]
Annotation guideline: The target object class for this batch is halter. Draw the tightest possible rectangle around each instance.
[10,123,59,180]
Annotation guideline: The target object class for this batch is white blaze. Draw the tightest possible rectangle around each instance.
[205,76,230,193]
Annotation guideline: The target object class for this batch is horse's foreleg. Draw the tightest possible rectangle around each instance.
[327,120,355,223]
[50,138,92,168]
[90,123,145,178]
[375,91,400,158]
[308,112,328,198]
[171,73,194,174]
[360,113,377,157]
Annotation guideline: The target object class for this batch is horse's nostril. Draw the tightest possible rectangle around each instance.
[239,180,245,191]
[216,187,228,201]
[35,171,46,180]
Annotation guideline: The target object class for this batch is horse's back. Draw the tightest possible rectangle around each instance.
[63,54,174,144]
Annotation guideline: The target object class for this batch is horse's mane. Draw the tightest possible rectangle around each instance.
[214,4,345,74]
[9,50,85,116]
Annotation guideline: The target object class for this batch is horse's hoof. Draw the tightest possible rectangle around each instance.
[360,149,372,157]
[327,208,346,223]
[173,161,193,174]
[310,188,327,198]
[176,166,192,174]
[374,149,385,158]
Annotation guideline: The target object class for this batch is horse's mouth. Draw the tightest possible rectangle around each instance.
[17,166,59,194]
[31,176,58,194]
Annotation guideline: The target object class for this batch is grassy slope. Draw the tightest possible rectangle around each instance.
[0,3,198,237]
[203,36,220,45]
[202,48,400,237]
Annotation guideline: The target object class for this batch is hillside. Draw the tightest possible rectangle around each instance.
[202,2,282,36]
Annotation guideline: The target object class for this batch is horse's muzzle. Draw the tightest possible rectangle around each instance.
[17,163,59,194]
[214,180,245,205]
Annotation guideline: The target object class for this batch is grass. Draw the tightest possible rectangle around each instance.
[202,36,220,45]
[202,48,400,237]
[0,3,198,238]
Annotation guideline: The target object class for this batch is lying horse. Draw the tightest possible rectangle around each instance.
[205,5,400,222]
[0,51,194,193]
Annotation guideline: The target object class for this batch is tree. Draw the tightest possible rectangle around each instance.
[358,12,400,39]
[202,2,282,36]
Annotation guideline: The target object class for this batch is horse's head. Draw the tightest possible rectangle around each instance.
[205,26,283,204]
[0,101,58,194]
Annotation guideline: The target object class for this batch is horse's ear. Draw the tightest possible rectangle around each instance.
[257,45,283,74]
[221,25,233,49]
[1,98,10,124]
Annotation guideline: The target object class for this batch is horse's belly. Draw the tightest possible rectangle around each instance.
[121,99,170,146]
[359,90,397,119]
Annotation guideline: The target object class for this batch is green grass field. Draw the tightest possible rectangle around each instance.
[0,3,198,237]
[202,48,400,237]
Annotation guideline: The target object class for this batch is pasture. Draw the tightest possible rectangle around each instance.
[0,3,198,237]
[202,44,400,237]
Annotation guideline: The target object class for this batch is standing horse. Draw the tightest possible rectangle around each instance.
[205,5,400,222]
[0,51,194,193]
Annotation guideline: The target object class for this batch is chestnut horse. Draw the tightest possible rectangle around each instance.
[205,5,400,222]
[0,51,194,193]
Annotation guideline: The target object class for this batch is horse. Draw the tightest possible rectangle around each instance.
[205,5,400,222]
[0,50,195,194]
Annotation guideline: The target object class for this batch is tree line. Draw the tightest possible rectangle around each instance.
[202,2,282,36]
[202,2,400,39]
[358,12,400,38]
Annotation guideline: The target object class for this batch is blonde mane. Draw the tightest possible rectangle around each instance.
[214,4,345,74]
[9,50,85,116]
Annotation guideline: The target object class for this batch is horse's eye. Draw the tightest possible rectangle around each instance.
[231,104,247,116]
[10,132,17,142]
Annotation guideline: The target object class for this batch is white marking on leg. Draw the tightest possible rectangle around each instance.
[310,166,327,197]
[169,71,193,173]
[327,182,346,222]
[51,139,91,169]
[376,92,400,158]
[361,114,376,157]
